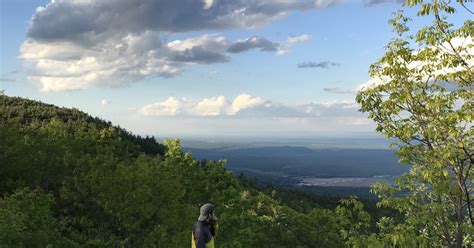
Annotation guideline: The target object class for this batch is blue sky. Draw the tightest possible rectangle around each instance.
[0,0,467,138]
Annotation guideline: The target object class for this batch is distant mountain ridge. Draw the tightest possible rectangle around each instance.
[215,145,315,154]
[185,146,408,179]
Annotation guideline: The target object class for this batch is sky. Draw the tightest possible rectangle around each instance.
[0,0,469,139]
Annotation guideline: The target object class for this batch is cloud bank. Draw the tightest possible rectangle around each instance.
[21,0,338,92]
[135,93,373,136]
[21,31,284,91]
[27,0,336,42]
[140,93,363,119]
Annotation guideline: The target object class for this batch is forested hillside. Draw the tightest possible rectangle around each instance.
[1,93,471,247]
[1,96,165,156]
[0,95,383,247]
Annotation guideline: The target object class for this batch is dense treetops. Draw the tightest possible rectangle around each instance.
[0,96,166,156]
[357,0,473,246]
[0,95,368,247]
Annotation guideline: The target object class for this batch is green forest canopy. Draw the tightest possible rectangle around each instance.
[0,95,378,247]
[0,90,467,247]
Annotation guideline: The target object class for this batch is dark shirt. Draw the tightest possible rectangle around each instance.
[192,221,214,248]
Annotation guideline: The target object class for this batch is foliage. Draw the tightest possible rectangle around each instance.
[1,95,360,247]
[356,0,473,247]
[0,96,166,156]
[0,188,76,247]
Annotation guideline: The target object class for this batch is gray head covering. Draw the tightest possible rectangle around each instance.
[198,203,217,221]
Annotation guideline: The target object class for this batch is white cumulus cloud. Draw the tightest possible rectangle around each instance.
[194,96,231,116]
[140,94,270,117]
[140,97,194,116]
[231,94,266,114]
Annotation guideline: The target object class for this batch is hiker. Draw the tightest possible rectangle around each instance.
[192,203,218,248]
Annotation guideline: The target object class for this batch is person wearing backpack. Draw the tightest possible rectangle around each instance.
[192,203,218,248]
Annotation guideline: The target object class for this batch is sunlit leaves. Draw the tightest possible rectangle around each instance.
[356,0,473,246]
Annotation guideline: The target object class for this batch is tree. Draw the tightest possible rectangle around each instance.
[0,188,75,247]
[356,0,473,247]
